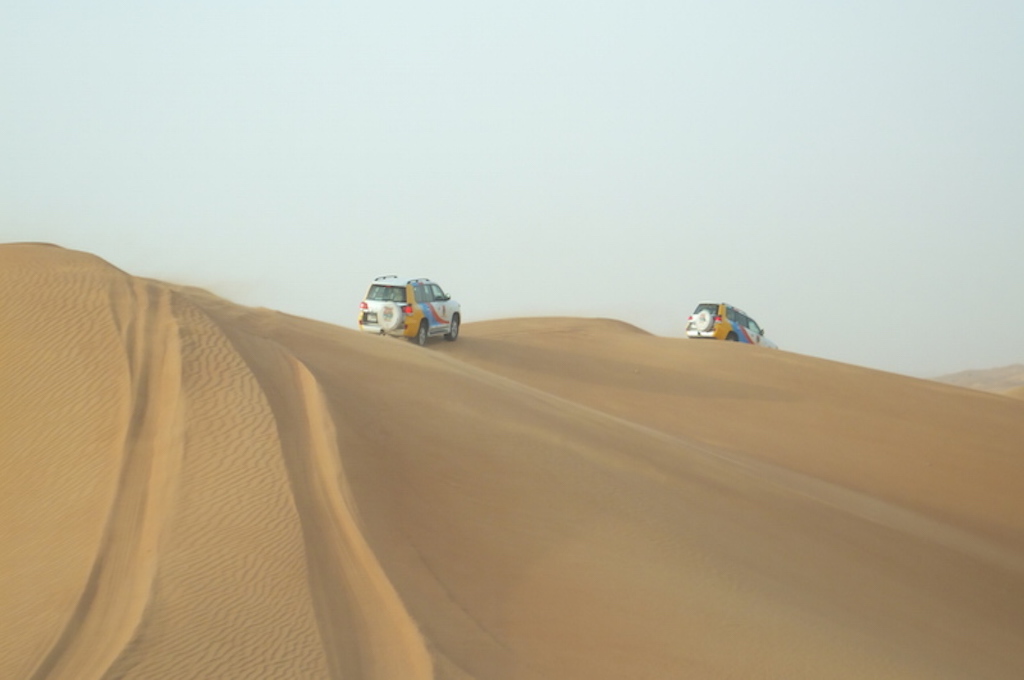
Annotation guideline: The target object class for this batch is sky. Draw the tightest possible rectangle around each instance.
[2,1,1022,377]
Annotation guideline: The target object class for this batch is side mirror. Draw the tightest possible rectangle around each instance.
[760,328,765,335]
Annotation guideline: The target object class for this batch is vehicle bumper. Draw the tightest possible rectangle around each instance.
[358,322,412,337]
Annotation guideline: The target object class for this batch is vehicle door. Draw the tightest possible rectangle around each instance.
[724,306,739,339]
[415,283,442,332]
[746,317,766,345]
[429,284,452,331]
[733,312,755,343]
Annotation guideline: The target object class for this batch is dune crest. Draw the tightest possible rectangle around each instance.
[1,245,428,679]
[3,244,1024,679]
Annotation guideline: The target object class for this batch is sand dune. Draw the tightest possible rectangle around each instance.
[3,244,1023,679]
[935,363,1024,394]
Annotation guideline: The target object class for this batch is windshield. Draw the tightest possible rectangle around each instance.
[366,284,406,303]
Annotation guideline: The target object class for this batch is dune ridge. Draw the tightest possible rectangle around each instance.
[3,244,1024,679]
[229,344,433,680]
[2,245,428,679]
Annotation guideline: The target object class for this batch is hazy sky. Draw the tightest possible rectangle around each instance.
[3,1,1022,377]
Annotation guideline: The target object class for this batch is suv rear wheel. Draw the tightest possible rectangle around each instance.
[413,321,429,346]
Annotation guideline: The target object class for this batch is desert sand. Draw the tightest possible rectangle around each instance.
[2,243,1023,680]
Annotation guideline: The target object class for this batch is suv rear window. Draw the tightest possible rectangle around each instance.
[694,303,718,315]
[366,284,407,302]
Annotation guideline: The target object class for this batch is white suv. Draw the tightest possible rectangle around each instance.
[685,302,777,348]
[357,276,461,346]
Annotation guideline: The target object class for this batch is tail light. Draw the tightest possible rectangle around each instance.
[401,305,413,314]
[714,316,722,322]
[359,301,368,310]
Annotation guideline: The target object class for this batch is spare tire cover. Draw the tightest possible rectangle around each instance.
[378,302,404,332]
[695,310,714,332]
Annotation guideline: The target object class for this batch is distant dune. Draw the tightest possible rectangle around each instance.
[3,243,1024,680]
[935,363,1024,393]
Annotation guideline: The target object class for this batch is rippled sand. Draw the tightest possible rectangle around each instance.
[3,243,1023,679]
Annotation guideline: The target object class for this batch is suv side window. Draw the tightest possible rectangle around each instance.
[726,307,737,323]
[431,284,447,301]
[415,284,433,303]
[747,317,762,334]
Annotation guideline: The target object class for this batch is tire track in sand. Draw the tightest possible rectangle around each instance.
[101,293,329,679]
[281,353,433,679]
[29,280,185,680]
[214,324,433,679]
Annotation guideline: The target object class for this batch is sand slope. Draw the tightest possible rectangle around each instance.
[2,244,1023,679]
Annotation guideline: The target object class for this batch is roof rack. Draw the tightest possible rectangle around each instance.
[373,275,398,281]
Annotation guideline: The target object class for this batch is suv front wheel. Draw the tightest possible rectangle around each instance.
[445,314,460,341]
